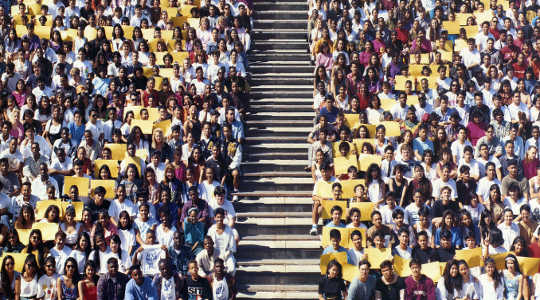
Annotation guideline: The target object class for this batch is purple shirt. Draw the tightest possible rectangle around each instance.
[404,275,435,300]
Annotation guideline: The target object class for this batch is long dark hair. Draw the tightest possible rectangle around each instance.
[1,255,15,299]
[442,259,463,294]
[117,210,133,230]
[83,260,99,285]
[75,232,92,259]
[366,163,383,185]
[110,234,122,261]
[91,232,106,270]
[63,257,80,284]
[326,259,343,279]
[484,257,503,289]
[26,229,46,268]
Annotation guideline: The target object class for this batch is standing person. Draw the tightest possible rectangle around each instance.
[96,257,129,300]
[346,260,376,300]
[404,259,435,300]
[15,255,40,300]
[152,259,185,300]
[1,255,19,300]
[77,261,98,300]
[209,259,236,300]
[375,260,406,299]
[436,260,464,300]
[37,256,58,300]
[183,261,212,300]
[124,265,158,300]
[318,260,347,300]
[57,257,80,300]
[478,258,505,299]
[502,254,528,300]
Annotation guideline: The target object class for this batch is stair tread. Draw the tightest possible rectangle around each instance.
[237,211,312,217]
[237,216,313,226]
[239,239,320,248]
[238,258,319,265]
[241,234,318,241]
[235,191,312,198]
[239,284,318,292]
[243,171,311,177]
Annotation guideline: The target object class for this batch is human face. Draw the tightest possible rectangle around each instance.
[65,262,76,276]
[381,266,394,281]
[189,263,199,279]
[107,260,119,276]
[85,264,95,279]
[440,237,451,249]
[131,269,144,285]
[359,264,370,280]
[449,264,458,277]
[418,234,428,249]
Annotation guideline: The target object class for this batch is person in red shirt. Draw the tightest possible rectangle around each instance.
[141,77,158,107]
[512,52,528,79]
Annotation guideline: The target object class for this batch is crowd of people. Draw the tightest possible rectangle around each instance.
[0,0,253,298]
[308,0,540,299]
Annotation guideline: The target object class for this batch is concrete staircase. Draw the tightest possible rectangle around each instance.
[234,1,319,299]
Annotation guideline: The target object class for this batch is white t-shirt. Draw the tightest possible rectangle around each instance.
[497,222,520,251]
[108,199,137,222]
[49,246,72,275]
[476,177,501,201]
[69,250,87,274]
[37,274,58,300]
[156,224,177,249]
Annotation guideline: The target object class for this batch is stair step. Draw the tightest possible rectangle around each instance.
[235,191,312,197]
[254,41,308,50]
[237,291,318,300]
[245,136,308,144]
[251,78,313,85]
[247,118,313,125]
[257,10,308,15]
[235,202,312,213]
[248,106,313,113]
[247,129,308,138]
[246,152,307,160]
[250,65,314,73]
[246,143,310,150]
[251,84,313,90]
[241,234,317,241]
[249,111,314,117]
[254,20,307,29]
[251,72,314,78]
[243,171,311,177]
[254,31,307,40]
[238,211,312,218]
[240,285,318,300]
[237,263,319,273]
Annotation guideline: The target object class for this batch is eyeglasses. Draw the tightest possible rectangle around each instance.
[45,264,54,268]
[66,265,75,269]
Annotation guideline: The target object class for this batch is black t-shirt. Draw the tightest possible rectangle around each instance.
[86,199,111,220]
[375,276,406,300]
[434,247,455,262]
[184,276,212,300]
[318,275,346,300]
[431,200,459,219]
[412,246,436,264]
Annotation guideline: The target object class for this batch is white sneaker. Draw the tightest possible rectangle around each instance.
[232,195,239,202]
[309,227,318,235]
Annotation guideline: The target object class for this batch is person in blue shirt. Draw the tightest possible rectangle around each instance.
[325,201,346,228]
[319,96,339,124]
[125,265,158,300]
[322,229,353,264]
